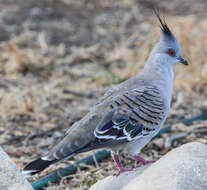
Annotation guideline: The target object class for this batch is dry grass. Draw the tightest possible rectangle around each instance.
[0,0,207,189]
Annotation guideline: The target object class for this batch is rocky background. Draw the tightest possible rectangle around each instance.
[1,0,207,189]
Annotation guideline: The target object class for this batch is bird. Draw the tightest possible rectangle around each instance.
[23,12,188,177]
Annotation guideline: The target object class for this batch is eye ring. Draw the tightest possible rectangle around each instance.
[167,48,176,57]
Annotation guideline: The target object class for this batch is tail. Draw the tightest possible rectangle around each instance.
[22,136,109,176]
[22,157,58,176]
[22,137,78,176]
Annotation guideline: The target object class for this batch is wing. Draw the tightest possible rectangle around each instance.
[94,86,165,142]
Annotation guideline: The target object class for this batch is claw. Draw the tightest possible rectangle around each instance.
[132,155,155,168]
[115,167,133,176]
[112,152,133,176]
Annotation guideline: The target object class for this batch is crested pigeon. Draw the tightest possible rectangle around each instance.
[23,12,188,177]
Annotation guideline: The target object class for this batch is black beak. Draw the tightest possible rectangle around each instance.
[177,56,188,66]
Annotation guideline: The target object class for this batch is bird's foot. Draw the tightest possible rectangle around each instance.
[136,159,155,167]
[112,152,133,176]
[132,155,155,168]
[115,167,133,176]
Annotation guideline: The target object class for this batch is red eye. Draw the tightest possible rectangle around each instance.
[167,48,176,57]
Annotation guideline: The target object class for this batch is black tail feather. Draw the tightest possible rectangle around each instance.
[23,158,57,176]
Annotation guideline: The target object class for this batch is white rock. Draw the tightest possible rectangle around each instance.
[90,165,150,190]
[0,147,33,190]
[90,142,207,190]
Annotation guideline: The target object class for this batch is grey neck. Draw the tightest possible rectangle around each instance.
[140,54,174,107]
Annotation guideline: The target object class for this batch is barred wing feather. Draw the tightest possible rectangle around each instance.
[94,86,165,141]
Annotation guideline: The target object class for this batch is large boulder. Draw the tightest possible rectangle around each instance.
[0,147,33,190]
[90,165,150,190]
[90,142,207,190]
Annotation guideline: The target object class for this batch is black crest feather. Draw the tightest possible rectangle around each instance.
[153,8,172,35]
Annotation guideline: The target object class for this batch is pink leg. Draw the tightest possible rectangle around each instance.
[112,152,132,176]
[132,155,155,167]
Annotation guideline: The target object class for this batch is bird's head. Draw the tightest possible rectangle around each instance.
[150,12,188,66]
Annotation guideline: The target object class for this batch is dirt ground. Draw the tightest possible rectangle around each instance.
[1,0,207,189]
